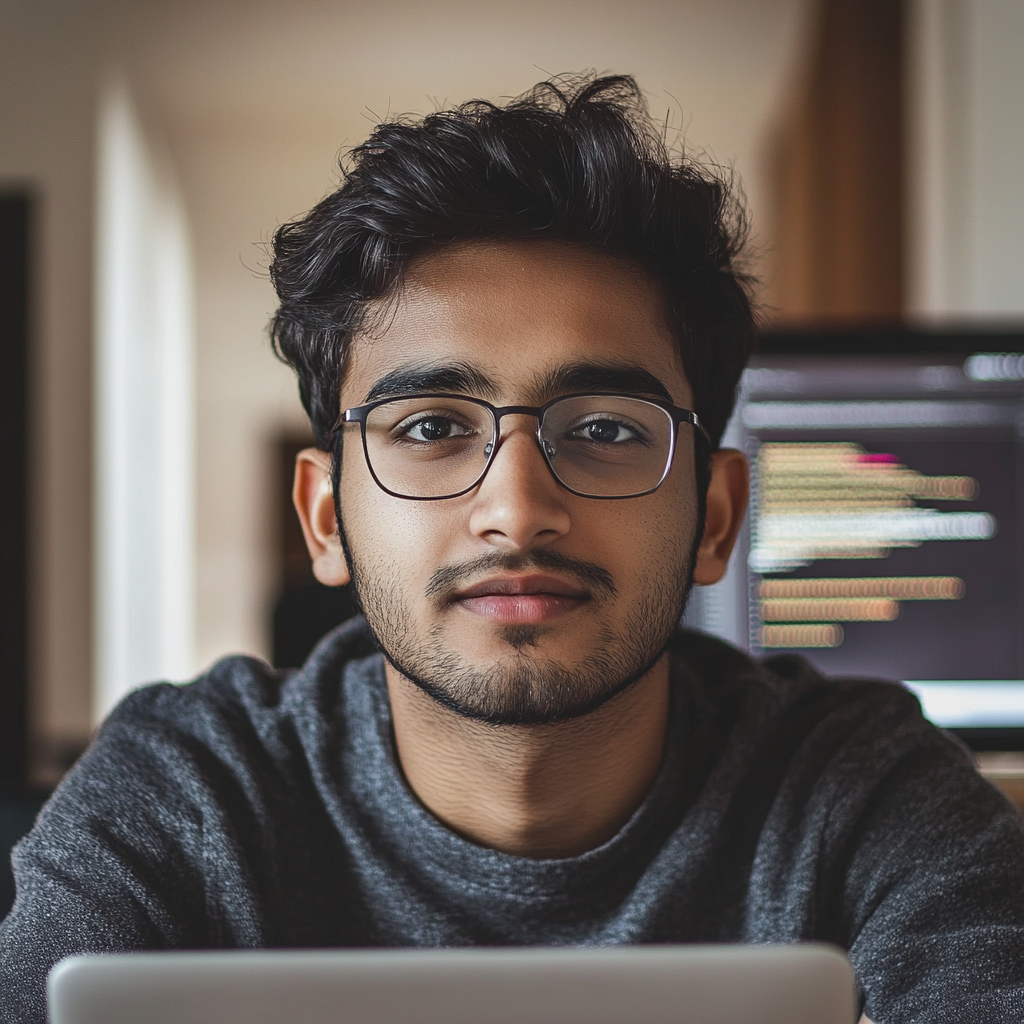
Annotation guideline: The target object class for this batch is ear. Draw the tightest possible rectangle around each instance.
[293,447,351,587]
[692,448,749,586]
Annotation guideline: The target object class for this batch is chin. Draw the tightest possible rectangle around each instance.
[448,620,588,660]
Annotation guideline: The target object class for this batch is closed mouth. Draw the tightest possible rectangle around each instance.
[454,574,591,601]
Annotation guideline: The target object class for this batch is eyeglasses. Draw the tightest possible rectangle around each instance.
[340,393,709,500]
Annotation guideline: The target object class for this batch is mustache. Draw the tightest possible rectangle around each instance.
[425,549,617,602]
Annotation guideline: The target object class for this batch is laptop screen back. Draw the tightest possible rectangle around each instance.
[48,945,856,1024]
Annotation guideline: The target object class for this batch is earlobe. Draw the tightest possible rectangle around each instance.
[293,447,351,587]
[692,448,749,586]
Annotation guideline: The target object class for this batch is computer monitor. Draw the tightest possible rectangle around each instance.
[684,330,1024,749]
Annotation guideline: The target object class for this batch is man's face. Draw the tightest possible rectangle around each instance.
[338,240,702,725]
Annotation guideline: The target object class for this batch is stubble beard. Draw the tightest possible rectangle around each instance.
[346,540,697,727]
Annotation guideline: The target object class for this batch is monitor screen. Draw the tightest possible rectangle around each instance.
[684,331,1024,742]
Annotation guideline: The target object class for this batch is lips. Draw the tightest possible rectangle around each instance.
[453,574,590,624]
[457,574,589,600]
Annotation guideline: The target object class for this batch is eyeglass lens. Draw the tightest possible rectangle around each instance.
[361,395,676,499]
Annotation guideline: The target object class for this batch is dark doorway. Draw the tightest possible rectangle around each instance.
[0,195,30,785]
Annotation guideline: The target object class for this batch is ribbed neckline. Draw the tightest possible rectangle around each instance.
[335,649,707,900]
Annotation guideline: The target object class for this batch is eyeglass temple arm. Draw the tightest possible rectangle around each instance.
[678,409,712,449]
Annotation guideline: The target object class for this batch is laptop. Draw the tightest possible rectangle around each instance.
[49,944,856,1024]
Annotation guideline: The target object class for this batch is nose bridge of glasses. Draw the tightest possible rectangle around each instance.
[486,406,548,461]
[488,403,539,437]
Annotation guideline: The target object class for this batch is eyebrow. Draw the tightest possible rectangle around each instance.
[535,362,675,404]
[364,362,501,403]
[362,359,676,406]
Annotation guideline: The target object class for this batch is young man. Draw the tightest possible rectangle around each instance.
[2,75,1023,1024]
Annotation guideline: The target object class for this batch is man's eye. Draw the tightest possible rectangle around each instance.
[569,419,639,444]
[401,416,472,442]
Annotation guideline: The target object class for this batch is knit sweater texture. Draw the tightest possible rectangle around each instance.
[3,618,1023,1023]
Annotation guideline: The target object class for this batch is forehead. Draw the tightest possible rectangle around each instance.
[342,239,690,406]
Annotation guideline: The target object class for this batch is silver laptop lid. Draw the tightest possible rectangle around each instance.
[49,944,856,1024]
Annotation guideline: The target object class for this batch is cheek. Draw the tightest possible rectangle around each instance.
[569,487,696,589]
[610,473,698,575]
[339,450,460,581]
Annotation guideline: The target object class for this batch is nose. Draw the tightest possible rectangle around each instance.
[467,416,571,550]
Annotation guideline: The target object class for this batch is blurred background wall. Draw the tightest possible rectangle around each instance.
[0,0,1021,783]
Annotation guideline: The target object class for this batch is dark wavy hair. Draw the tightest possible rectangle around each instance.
[270,73,756,452]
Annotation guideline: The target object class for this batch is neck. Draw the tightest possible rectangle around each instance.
[384,655,671,859]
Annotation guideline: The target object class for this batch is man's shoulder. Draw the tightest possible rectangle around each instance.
[669,628,941,762]
[79,616,382,792]
[107,615,379,729]
[671,627,919,704]
[666,629,1005,867]
[23,616,382,862]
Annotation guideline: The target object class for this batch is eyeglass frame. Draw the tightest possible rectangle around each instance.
[338,391,712,501]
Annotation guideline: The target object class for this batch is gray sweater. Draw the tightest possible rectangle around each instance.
[3,619,1024,1023]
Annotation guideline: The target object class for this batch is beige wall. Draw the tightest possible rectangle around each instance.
[167,122,322,666]
[904,0,1024,319]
